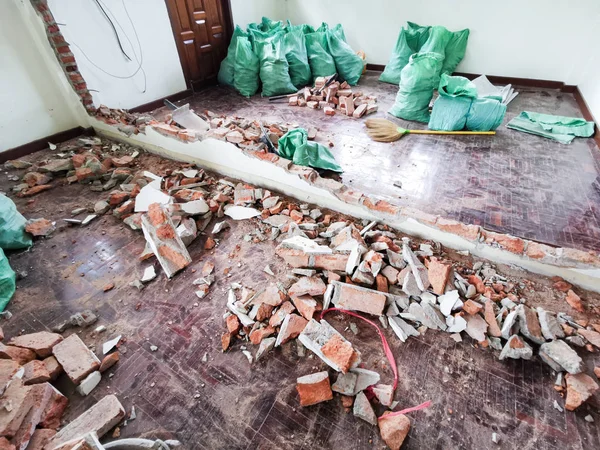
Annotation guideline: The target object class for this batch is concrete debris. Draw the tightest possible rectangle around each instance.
[25,218,55,237]
[299,319,361,372]
[353,391,377,425]
[540,340,583,374]
[499,335,533,360]
[134,183,173,212]
[76,371,101,396]
[296,371,333,407]
[372,384,394,407]
[332,372,358,395]
[255,337,276,361]
[388,316,419,342]
[351,368,381,394]
[102,335,122,355]
[140,266,157,283]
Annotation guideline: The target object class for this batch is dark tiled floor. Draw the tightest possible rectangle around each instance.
[153,72,600,252]
[2,151,600,449]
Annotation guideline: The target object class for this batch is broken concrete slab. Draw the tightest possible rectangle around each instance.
[52,334,100,384]
[141,203,192,278]
[296,372,333,407]
[134,184,172,213]
[446,314,467,333]
[76,371,101,396]
[388,317,419,342]
[279,236,332,254]
[353,391,377,425]
[501,310,519,340]
[422,302,447,331]
[499,335,532,360]
[255,337,276,361]
[565,373,599,411]
[224,205,261,220]
[439,290,461,317]
[517,305,545,345]
[330,281,386,316]
[44,395,125,449]
[537,308,565,341]
[331,372,358,395]
[351,368,380,394]
[540,340,583,374]
[8,332,62,358]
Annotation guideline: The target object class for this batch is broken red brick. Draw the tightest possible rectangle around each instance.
[0,344,36,366]
[362,198,400,216]
[553,278,573,292]
[22,172,51,187]
[255,303,274,322]
[467,274,485,294]
[313,253,349,271]
[484,301,502,337]
[24,219,54,237]
[108,191,130,206]
[99,352,120,373]
[221,333,231,352]
[525,241,556,260]
[22,360,51,385]
[51,334,100,384]
[269,301,295,327]
[321,334,355,373]
[276,314,307,346]
[427,258,452,295]
[378,412,410,450]
[23,429,56,450]
[275,247,310,268]
[9,332,62,359]
[375,274,388,293]
[291,295,317,321]
[289,277,326,297]
[566,290,585,313]
[436,218,479,241]
[249,326,275,345]
[483,231,525,254]
[331,282,386,316]
[17,185,52,198]
[462,300,483,315]
[204,237,216,250]
[103,283,115,292]
[296,372,333,407]
[226,315,241,335]
[255,284,287,307]
[111,156,134,167]
[565,373,599,411]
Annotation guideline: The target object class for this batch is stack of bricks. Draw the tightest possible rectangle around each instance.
[288,77,378,118]
[30,0,96,113]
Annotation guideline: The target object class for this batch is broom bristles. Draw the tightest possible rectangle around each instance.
[365,118,404,142]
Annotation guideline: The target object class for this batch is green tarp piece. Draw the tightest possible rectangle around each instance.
[326,24,364,85]
[255,33,297,97]
[507,112,595,144]
[283,28,312,89]
[0,249,15,313]
[429,74,477,131]
[278,128,343,172]
[0,195,32,251]
[218,26,248,87]
[389,52,444,123]
[466,98,506,131]
[233,36,260,97]
[305,30,336,79]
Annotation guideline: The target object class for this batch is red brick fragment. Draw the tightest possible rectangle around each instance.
[296,372,333,407]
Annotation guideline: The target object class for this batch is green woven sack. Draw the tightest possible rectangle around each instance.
[0,195,32,250]
[327,24,364,85]
[218,26,248,87]
[0,248,15,312]
[429,74,477,130]
[283,28,312,88]
[278,128,342,172]
[233,36,260,97]
[305,31,336,79]
[255,33,297,97]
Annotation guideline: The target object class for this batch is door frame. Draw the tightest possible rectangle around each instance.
[165,0,234,91]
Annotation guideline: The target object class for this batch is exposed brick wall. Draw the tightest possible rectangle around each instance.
[30,0,95,114]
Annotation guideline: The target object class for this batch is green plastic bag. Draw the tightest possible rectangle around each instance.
[326,25,364,85]
[0,249,15,312]
[0,195,32,250]
[278,128,343,173]
[305,31,336,79]
[283,28,312,88]
[466,98,506,131]
[255,33,297,97]
[442,28,469,74]
[506,112,594,144]
[389,52,444,123]
[233,36,260,97]
[218,26,248,87]
[379,28,425,85]
[429,74,477,131]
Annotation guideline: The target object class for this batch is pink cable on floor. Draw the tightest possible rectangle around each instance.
[320,307,431,417]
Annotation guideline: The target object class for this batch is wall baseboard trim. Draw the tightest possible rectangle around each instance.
[573,87,600,148]
[0,126,93,164]
[129,89,193,114]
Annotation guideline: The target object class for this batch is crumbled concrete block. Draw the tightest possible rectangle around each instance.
[372,384,394,407]
[296,372,333,407]
[255,337,276,362]
[332,372,357,395]
[0,344,36,366]
[330,281,386,316]
[9,332,63,358]
[517,305,545,345]
[351,368,381,394]
[52,334,101,384]
[565,373,599,411]
[421,302,447,331]
[44,395,125,449]
[540,340,583,374]
[446,315,467,333]
[275,314,307,347]
[22,361,50,385]
[439,290,461,316]
[499,335,532,360]
[141,203,192,278]
[389,317,419,342]
[76,371,101,396]
[500,310,519,339]
[378,412,410,450]
[353,391,377,425]
[537,308,564,341]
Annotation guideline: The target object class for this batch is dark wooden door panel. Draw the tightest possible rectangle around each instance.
[166,0,232,89]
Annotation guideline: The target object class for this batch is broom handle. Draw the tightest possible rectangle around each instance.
[407,130,496,135]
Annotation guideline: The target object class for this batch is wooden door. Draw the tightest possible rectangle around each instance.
[166,0,233,90]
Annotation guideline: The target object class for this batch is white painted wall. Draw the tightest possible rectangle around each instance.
[230,0,284,30]
[579,54,600,123]
[284,0,599,84]
[48,0,186,110]
[0,0,80,153]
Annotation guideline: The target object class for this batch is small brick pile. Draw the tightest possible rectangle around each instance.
[0,328,125,449]
[287,77,378,118]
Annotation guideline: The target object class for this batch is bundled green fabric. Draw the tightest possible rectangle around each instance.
[233,36,260,97]
[326,25,364,85]
[389,52,444,123]
[466,98,506,131]
[218,26,248,87]
[507,112,595,144]
[0,195,32,251]
[278,128,343,172]
[0,249,15,312]
[429,74,477,130]
[255,33,297,97]
[305,30,336,79]
[283,28,312,88]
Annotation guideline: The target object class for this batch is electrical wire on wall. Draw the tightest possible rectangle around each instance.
[64,0,147,93]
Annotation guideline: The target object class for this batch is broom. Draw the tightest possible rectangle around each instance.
[365,118,496,142]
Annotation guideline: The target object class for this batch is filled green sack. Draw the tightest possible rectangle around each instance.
[466,98,507,131]
[0,249,15,312]
[260,16,284,32]
[442,28,469,74]
[429,74,477,131]
[284,28,312,88]
[506,112,594,144]
[420,26,452,57]
[326,25,364,85]
[389,52,444,123]
[233,36,260,97]
[0,195,32,251]
[255,33,297,97]
[330,23,347,42]
[406,22,433,50]
[379,28,424,85]
[305,31,336,79]
[278,128,343,172]
[218,26,248,87]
